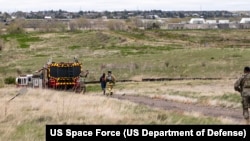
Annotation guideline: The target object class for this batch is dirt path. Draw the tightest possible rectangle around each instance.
[110,94,245,123]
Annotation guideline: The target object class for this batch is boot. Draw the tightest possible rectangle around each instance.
[243,108,249,120]
[246,119,250,125]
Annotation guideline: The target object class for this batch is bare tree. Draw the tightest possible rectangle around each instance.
[68,20,78,31]
[39,20,66,32]
[127,17,144,29]
[107,20,127,31]
[76,18,91,29]
[25,20,41,31]
[6,19,25,34]
[143,20,162,29]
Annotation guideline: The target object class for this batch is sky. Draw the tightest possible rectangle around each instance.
[0,0,250,13]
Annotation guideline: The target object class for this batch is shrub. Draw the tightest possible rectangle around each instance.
[4,76,16,84]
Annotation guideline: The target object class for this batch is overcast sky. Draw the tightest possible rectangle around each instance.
[0,0,249,12]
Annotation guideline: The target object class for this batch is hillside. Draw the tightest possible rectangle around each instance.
[1,29,250,83]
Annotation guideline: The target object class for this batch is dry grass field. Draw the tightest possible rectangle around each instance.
[0,79,245,141]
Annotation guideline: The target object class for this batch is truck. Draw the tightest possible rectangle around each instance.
[15,58,86,93]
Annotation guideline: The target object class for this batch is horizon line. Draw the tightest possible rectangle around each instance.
[2,9,250,13]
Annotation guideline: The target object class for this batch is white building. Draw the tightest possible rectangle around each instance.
[240,18,250,24]
[44,16,52,19]
[189,18,205,24]
[206,20,217,24]
[218,20,229,24]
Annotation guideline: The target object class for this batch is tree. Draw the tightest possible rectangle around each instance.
[6,19,25,34]
[127,17,144,29]
[68,20,78,31]
[25,19,41,30]
[143,20,161,29]
[76,18,91,29]
[107,20,127,31]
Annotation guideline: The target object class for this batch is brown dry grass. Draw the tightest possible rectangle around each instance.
[0,80,240,140]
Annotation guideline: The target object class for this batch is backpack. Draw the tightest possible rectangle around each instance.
[243,74,250,88]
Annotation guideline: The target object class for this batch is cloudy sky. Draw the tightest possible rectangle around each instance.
[0,0,249,12]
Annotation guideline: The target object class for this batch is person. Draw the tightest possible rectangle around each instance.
[99,73,107,95]
[105,71,116,96]
[76,69,89,94]
[80,70,89,78]
[234,66,250,121]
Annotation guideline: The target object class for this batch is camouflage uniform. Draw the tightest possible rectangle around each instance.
[234,67,250,120]
[74,76,86,93]
[81,70,89,93]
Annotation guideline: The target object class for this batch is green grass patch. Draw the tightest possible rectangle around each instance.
[34,54,49,57]
[11,121,44,141]
[68,45,81,50]
[1,33,42,48]
[114,30,149,40]
[168,91,201,98]
[156,30,190,40]
[166,113,222,124]
[132,104,222,124]
[19,42,30,48]
[111,45,183,56]
[86,84,102,92]
[59,36,70,39]
[213,93,241,103]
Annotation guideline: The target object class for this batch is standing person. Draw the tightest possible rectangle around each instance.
[100,73,107,95]
[76,69,89,94]
[234,66,250,122]
[84,70,89,78]
[105,71,116,96]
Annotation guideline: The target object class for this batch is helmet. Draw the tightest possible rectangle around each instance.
[244,66,250,72]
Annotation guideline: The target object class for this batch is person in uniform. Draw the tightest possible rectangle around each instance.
[234,66,250,122]
[105,71,116,96]
[76,70,89,94]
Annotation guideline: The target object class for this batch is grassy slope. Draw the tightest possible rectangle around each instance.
[1,29,250,81]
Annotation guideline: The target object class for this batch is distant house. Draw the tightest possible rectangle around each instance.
[189,18,205,24]
[44,16,52,19]
[218,20,229,24]
[206,20,217,24]
[240,18,250,24]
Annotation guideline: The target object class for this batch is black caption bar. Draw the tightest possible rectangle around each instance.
[46,125,250,140]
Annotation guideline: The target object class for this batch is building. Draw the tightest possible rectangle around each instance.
[240,18,250,24]
[206,20,217,24]
[44,16,52,20]
[189,18,205,24]
[218,20,229,24]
